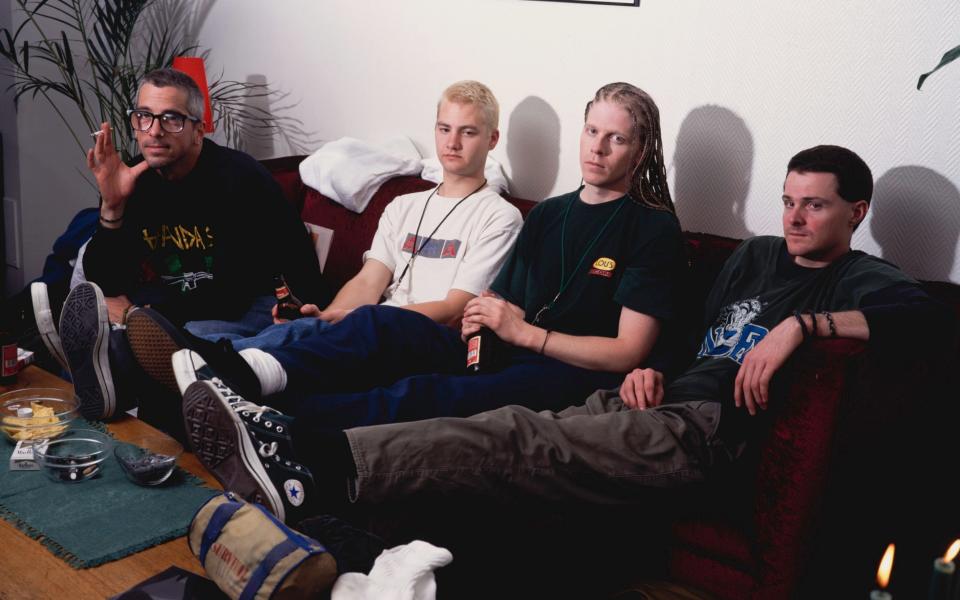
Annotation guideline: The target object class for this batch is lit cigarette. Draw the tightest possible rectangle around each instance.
[90,130,103,137]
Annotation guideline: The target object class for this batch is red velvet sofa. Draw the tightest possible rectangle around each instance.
[261,156,959,599]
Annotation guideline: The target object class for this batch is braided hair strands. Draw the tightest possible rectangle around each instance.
[585,83,676,214]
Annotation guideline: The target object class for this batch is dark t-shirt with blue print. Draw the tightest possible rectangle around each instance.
[665,235,916,408]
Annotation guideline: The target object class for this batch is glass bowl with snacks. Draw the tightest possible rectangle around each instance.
[33,428,112,483]
[0,388,79,444]
[115,432,183,486]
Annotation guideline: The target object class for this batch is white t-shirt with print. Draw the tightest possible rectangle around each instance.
[364,186,522,307]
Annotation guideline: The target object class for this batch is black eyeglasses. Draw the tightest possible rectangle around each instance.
[127,109,201,133]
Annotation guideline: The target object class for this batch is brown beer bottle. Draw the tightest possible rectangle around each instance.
[273,275,305,321]
[465,327,499,374]
[0,309,18,385]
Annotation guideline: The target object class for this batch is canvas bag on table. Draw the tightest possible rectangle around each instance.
[189,492,337,599]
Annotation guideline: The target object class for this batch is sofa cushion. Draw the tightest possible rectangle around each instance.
[300,176,435,289]
[261,155,309,214]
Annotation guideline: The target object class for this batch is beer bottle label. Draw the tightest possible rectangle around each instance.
[275,285,290,298]
[466,336,481,368]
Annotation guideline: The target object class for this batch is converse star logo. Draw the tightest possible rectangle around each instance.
[284,479,305,506]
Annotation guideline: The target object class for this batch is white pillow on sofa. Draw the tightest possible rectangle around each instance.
[298,137,422,214]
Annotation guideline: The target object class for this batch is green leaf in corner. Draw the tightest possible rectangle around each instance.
[918,44,960,89]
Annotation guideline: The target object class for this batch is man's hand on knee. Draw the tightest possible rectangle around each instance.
[619,368,664,410]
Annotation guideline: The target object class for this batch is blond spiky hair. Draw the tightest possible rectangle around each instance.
[439,80,500,131]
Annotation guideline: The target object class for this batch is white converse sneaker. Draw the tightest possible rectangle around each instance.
[31,282,68,372]
[59,282,116,420]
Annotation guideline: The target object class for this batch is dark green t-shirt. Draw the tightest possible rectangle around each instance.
[491,188,684,338]
[666,235,916,405]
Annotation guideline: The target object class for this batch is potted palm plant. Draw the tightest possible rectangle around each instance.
[0,0,294,165]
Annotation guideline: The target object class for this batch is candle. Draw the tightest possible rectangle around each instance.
[872,543,895,599]
[931,539,960,600]
[929,558,954,600]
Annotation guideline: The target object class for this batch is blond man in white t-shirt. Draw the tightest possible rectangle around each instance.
[256,80,522,342]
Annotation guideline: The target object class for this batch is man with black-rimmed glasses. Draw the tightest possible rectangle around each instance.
[53,68,327,420]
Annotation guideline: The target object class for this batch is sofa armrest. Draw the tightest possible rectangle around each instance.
[751,338,867,592]
[669,338,871,599]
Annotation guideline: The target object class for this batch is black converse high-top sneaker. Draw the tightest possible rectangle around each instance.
[181,379,317,524]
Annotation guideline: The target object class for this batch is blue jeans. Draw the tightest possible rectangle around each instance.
[184,295,276,341]
[228,318,332,352]
[266,305,624,430]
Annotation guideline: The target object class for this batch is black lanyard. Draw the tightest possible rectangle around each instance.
[395,179,488,287]
[531,195,626,325]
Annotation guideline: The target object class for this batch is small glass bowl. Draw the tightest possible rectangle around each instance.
[115,433,183,486]
[34,428,112,483]
[0,388,79,444]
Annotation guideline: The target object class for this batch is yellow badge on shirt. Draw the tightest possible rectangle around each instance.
[589,257,616,278]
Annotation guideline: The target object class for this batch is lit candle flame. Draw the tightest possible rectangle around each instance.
[945,539,960,562]
[877,543,895,588]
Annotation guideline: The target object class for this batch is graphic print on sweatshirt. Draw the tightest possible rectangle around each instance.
[141,223,216,294]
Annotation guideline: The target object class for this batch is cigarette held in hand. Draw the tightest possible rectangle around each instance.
[90,130,103,137]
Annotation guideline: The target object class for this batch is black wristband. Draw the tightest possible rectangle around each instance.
[99,213,124,224]
[793,310,810,341]
[823,311,837,337]
[807,309,819,337]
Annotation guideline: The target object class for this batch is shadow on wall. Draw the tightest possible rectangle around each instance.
[240,74,275,159]
[148,0,216,46]
[506,96,561,202]
[672,105,754,238]
[870,166,960,282]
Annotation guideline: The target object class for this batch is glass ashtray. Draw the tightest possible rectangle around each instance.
[115,434,183,486]
[34,428,112,483]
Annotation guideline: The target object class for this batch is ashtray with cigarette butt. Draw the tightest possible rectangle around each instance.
[115,432,183,486]
[33,428,112,483]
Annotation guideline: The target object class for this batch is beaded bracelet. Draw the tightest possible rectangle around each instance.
[823,311,837,337]
[793,310,810,341]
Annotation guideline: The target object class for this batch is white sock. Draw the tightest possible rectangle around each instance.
[238,348,287,396]
[331,540,453,600]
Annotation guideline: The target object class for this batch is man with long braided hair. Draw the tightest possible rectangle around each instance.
[587,82,675,214]
[173,83,687,523]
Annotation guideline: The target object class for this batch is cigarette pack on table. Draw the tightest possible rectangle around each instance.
[17,347,35,370]
[10,439,39,470]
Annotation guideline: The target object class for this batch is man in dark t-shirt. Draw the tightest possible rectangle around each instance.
[175,82,686,523]
[180,144,950,527]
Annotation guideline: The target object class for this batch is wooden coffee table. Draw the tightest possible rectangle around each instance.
[0,366,222,599]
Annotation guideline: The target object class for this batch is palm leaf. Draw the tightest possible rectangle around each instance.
[918,44,960,89]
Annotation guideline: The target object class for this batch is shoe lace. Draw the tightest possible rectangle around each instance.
[259,441,279,458]
[233,401,280,420]
[229,400,286,458]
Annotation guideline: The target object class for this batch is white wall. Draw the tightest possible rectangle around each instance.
[1,0,22,295]
[1,0,92,296]
[6,1,960,285]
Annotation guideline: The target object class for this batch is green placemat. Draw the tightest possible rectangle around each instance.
[0,421,218,568]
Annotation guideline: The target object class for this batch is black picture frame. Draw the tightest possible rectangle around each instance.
[530,0,639,6]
